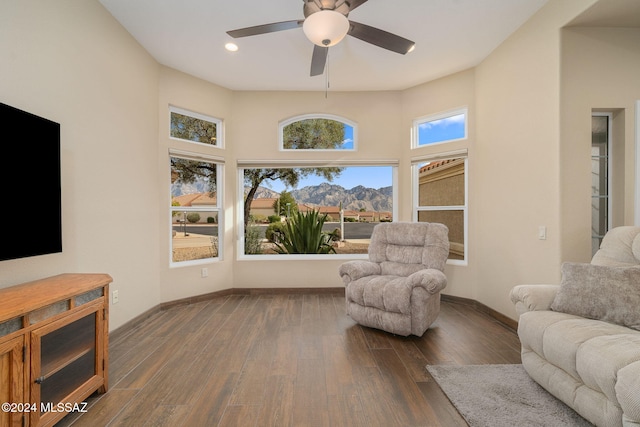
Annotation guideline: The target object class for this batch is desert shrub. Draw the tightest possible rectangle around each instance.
[274,210,336,255]
[207,216,216,223]
[265,222,285,243]
[244,223,263,254]
[268,215,281,223]
[186,212,201,223]
[252,214,267,223]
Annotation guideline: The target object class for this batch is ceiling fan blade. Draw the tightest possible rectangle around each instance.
[346,0,368,11]
[310,45,328,76]
[347,20,415,55]
[227,20,303,38]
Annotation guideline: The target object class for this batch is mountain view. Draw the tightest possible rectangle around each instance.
[290,183,392,212]
[173,181,393,212]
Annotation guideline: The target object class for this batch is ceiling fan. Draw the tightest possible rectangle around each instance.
[226,0,415,77]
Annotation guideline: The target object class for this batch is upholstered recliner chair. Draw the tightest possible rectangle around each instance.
[339,222,450,336]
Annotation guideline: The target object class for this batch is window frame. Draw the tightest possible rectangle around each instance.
[278,113,358,152]
[169,105,224,149]
[412,107,468,149]
[237,160,398,261]
[591,112,612,255]
[412,150,468,265]
[169,149,224,268]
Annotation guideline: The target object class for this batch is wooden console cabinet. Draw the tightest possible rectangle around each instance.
[0,273,111,427]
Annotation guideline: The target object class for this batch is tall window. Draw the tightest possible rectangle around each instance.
[170,106,223,148]
[279,114,356,151]
[412,108,467,148]
[413,155,467,263]
[591,114,610,255]
[168,106,224,265]
[238,162,396,259]
[170,153,223,265]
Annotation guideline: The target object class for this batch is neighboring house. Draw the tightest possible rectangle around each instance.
[297,203,316,214]
[358,211,376,222]
[343,210,360,221]
[378,211,392,221]
[317,206,341,220]
[249,198,279,219]
[418,159,465,259]
[172,193,218,223]
[172,193,217,207]
[179,194,389,223]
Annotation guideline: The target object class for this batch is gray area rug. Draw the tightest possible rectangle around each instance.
[426,364,593,427]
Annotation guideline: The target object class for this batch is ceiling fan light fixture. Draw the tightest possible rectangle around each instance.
[303,10,349,47]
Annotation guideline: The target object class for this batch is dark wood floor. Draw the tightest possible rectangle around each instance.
[58,291,522,427]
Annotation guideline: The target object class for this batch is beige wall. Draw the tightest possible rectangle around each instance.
[472,0,596,317]
[560,26,640,262]
[3,0,637,331]
[0,0,161,330]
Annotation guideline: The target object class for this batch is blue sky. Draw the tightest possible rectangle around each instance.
[340,125,354,149]
[417,113,466,145]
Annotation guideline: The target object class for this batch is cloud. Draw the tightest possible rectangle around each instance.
[419,113,465,130]
[341,138,354,149]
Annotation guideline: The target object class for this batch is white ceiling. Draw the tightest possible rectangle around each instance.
[99,0,551,92]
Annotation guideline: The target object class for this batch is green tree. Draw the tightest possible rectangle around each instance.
[170,112,217,145]
[170,112,218,197]
[273,191,298,217]
[171,157,217,197]
[282,118,345,149]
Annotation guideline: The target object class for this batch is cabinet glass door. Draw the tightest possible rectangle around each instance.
[31,305,103,426]
[39,312,96,405]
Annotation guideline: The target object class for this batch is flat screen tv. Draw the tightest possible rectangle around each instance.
[0,102,62,261]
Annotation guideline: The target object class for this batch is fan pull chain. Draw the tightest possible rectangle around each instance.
[325,49,330,98]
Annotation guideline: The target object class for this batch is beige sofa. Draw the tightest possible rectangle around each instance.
[510,226,640,427]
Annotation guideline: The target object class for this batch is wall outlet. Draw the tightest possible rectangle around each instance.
[201,268,208,278]
[112,289,119,304]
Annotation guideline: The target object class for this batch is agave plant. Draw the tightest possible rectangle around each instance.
[274,210,336,254]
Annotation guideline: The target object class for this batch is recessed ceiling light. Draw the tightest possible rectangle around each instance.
[225,42,238,52]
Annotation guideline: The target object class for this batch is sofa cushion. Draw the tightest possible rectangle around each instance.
[518,311,583,359]
[540,317,631,381]
[576,334,640,404]
[345,275,412,314]
[591,226,640,267]
[551,262,640,331]
[367,222,449,271]
[616,361,640,422]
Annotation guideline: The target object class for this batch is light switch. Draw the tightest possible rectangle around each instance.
[538,226,547,240]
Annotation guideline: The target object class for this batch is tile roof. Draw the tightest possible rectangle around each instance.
[172,193,217,206]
